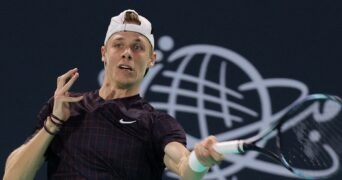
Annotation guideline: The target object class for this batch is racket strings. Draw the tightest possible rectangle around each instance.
[279,97,342,176]
[321,123,342,150]
[283,122,329,170]
[318,112,342,156]
[289,121,329,168]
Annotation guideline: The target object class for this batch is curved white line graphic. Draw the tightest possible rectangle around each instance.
[132,42,339,179]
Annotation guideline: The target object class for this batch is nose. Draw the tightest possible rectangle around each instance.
[121,48,132,60]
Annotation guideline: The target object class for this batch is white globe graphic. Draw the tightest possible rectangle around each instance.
[97,39,337,179]
[141,44,279,179]
[138,43,310,179]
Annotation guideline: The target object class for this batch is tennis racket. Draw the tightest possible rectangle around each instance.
[213,93,342,179]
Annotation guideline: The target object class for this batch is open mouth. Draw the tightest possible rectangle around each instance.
[118,64,133,72]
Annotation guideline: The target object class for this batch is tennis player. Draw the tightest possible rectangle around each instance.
[3,9,223,179]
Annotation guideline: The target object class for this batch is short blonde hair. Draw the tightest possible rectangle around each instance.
[123,11,141,25]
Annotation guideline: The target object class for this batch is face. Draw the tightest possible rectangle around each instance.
[101,31,156,90]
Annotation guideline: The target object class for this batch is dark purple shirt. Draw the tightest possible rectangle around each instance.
[31,90,186,180]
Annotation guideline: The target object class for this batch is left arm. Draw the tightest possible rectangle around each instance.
[164,136,223,180]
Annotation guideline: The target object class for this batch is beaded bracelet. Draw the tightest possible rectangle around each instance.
[50,117,63,128]
[43,118,59,136]
[50,114,65,125]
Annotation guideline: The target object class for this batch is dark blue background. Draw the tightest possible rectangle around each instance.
[1,0,341,179]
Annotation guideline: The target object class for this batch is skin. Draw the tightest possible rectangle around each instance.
[3,31,223,180]
[99,31,156,99]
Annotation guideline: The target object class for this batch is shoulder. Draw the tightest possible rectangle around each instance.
[136,97,179,122]
[152,110,176,122]
[70,90,104,113]
[149,109,187,148]
[137,99,174,120]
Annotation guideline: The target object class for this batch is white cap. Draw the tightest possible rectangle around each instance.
[104,9,154,49]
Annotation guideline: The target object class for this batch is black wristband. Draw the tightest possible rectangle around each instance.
[43,119,59,136]
[51,113,65,125]
[49,116,63,128]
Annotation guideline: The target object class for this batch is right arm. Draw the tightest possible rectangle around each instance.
[3,68,83,180]
[3,118,59,180]
[164,136,224,180]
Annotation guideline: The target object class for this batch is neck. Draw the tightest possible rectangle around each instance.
[99,82,139,100]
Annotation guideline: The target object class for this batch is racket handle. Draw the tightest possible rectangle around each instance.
[213,140,244,154]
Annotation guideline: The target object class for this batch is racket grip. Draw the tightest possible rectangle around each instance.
[213,140,244,154]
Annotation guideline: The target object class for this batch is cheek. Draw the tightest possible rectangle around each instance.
[105,59,118,73]
[137,58,149,71]
[106,54,120,66]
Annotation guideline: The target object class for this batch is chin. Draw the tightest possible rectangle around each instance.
[116,79,134,87]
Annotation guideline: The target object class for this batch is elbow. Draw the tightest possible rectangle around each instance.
[3,156,21,180]
[3,164,36,180]
[3,172,30,180]
[3,169,16,180]
[3,152,16,179]
[3,163,21,180]
[3,150,37,180]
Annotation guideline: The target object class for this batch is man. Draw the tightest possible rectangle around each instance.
[4,9,223,180]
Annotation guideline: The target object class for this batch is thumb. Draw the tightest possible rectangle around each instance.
[204,135,216,148]
[64,96,84,102]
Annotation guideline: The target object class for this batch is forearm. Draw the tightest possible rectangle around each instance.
[165,151,208,180]
[164,142,208,180]
[180,156,208,180]
[3,118,57,180]
[165,137,223,180]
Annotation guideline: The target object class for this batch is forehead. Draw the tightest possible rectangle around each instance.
[108,31,150,44]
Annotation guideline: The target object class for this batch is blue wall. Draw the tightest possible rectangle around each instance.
[1,0,341,179]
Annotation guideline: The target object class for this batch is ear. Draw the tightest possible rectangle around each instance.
[147,52,157,68]
[102,57,107,66]
[101,46,106,64]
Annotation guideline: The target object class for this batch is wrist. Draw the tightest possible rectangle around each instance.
[188,151,209,173]
[43,117,61,135]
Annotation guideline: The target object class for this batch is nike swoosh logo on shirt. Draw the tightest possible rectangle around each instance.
[119,119,137,124]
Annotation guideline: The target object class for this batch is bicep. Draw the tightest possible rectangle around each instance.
[164,141,190,176]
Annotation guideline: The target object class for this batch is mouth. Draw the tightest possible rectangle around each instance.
[118,64,133,72]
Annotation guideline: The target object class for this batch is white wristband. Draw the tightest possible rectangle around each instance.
[188,151,209,173]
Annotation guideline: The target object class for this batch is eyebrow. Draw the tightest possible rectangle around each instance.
[133,39,143,43]
[112,37,124,41]
[112,36,144,43]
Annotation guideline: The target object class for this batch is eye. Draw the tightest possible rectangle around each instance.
[113,43,123,48]
[133,43,144,51]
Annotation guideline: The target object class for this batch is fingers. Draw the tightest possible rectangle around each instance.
[61,72,79,92]
[194,136,224,167]
[63,96,84,103]
[205,136,224,162]
[56,68,79,90]
[54,69,83,102]
[52,69,83,121]
[194,143,214,166]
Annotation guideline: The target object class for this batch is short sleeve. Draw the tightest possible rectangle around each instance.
[151,111,187,151]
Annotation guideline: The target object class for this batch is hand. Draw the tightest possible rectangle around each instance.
[194,135,224,167]
[52,68,83,122]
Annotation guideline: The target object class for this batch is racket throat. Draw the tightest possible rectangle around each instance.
[243,143,294,171]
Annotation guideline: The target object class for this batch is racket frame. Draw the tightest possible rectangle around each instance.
[213,93,342,179]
